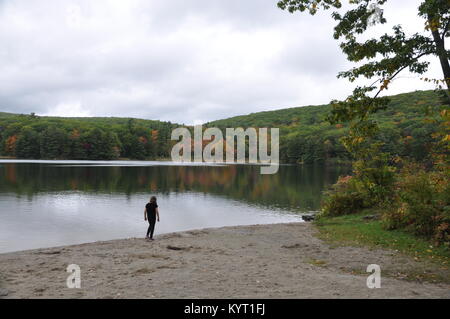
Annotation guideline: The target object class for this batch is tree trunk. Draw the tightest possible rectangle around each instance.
[430,21,450,91]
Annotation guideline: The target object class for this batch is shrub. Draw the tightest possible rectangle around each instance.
[321,175,367,216]
[351,159,397,207]
[382,164,450,246]
[320,158,396,217]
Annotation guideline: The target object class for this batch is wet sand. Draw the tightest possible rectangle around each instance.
[0,223,449,298]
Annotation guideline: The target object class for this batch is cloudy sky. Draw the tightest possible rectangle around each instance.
[0,0,444,125]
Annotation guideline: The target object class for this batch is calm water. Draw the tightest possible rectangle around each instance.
[0,160,349,253]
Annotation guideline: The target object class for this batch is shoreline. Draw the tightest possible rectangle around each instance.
[0,157,352,166]
[0,222,449,299]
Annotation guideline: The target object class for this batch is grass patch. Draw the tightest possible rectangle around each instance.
[306,258,328,267]
[314,211,450,265]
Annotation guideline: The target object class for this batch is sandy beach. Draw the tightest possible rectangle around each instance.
[0,222,449,299]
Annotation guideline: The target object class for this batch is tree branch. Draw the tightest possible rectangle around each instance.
[442,18,450,42]
[373,52,429,99]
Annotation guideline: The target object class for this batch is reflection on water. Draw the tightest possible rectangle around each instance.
[0,161,350,253]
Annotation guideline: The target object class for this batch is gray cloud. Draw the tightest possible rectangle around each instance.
[0,0,443,124]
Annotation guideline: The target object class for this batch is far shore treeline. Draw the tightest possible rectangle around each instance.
[0,114,177,160]
[0,90,444,164]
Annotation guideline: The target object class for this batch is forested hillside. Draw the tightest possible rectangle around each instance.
[208,90,445,164]
[0,90,445,162]
[0,114,177,160]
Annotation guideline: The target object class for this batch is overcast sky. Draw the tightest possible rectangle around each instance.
[0,0,444,125]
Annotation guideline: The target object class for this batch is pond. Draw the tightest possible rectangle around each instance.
[0,160,350,253]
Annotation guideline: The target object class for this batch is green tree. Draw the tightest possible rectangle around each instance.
[68,129,87,159]
[82,128,120,160]
[16,128,41,159]
[277,0,450,151]
[129,136,146,160]
[40,127,69,159]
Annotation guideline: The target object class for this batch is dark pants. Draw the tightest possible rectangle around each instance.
[146,218,156,239]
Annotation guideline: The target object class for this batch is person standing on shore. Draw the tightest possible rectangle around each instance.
[144,196,160,240]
